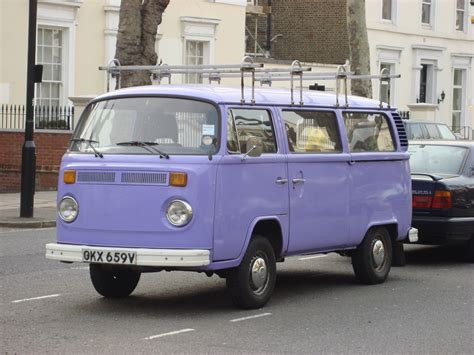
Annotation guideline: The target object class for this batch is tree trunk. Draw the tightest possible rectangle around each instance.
[346,0,372,98]
[115,0,170,89]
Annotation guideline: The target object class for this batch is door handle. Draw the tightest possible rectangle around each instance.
[275,178,289,185]
[292,178,306,184]
[348,160,356,165]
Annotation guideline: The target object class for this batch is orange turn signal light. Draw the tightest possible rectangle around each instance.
[169,172,187,187]
[63,170,76,184]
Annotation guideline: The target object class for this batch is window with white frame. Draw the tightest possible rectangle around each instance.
[456,0,467,31]
[180,17,219,84]
[452,69,465,128]
[37,27,63,107]
[379,62,395,104]
[421,0,432,25]
[382,0,393,21]
[419,63,435,103]
[185,41,206,84]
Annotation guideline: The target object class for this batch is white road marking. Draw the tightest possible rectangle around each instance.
[144,328,195,340]
[230,312,272,322]
[11,294,61,303]
[298,255,327,261]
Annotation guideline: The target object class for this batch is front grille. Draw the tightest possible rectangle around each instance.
[121,172,168,185]
[77,171,116,183]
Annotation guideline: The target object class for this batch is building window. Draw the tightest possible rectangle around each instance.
[379,62,395,104]
[421,0,432,25]
[456,0,466,31]
[452,69,465,128]
[37,28,63,107]
[419,63,435,103]
[185,41,206,84]
[382,0,393,21]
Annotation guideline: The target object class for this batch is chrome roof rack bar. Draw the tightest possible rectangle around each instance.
[105,59,121,91]
[99,59,400,108]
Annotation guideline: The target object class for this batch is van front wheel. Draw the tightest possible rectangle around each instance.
[352,227,392,284]
[226,236,276,309]
[89,264,141,298]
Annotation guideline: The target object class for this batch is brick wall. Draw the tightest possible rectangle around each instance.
[246,0,349,64]
[0,131,71,192]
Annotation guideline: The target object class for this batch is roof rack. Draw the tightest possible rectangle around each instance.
[99,57,400,108]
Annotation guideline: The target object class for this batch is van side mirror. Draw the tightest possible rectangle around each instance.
[242,137,263,160]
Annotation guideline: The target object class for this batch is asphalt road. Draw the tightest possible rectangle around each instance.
[1,227,473,354]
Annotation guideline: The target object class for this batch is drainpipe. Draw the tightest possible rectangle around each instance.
[266,0,272,55]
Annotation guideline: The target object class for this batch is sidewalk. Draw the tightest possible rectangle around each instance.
[0,191,57,228]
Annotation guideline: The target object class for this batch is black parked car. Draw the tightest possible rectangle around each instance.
[407,140,474,261]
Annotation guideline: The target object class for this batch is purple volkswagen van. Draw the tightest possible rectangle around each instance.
[46,80,411,309]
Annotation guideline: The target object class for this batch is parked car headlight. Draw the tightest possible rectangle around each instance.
[166,200,193,227]
[58,196,79,223]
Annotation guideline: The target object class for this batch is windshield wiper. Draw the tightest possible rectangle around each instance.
[71,138,103,158]
[116,141,169,159]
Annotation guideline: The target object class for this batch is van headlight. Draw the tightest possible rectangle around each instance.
[166,200,193,227]
[58,196,79,223]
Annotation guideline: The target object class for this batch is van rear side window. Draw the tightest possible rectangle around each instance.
[343,112,395,152]
[282,110,342,153]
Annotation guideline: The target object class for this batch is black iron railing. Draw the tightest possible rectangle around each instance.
[0,104,74,130]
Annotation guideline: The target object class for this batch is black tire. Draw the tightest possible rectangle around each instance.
[392,240,406,267]
[352,227,392,284]
[463,237,474,263]
[89,264,141,298]
[226,236,277,309]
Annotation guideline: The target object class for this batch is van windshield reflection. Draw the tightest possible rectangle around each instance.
[71,97,219,156]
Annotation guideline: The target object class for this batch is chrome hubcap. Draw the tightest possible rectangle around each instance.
[372,239,385,268]
[250,256,268,292]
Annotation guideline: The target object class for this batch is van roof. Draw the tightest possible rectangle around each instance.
[95,85,391,110]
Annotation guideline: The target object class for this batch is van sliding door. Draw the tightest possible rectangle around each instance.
[283,109,351,254]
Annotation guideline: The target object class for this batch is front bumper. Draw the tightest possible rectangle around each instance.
[45,243,210,267]
[410,216,474,245]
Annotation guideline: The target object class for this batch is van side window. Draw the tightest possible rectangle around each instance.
[229,109,277,154]
[282,110,342,153]
[343,112,395,152]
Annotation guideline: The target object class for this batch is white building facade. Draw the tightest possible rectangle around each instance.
[0,0,247,110]
[366,0,474,138]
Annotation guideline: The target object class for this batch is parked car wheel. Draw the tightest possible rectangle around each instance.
[226,235,277,309]
[352,227,392,284]
[89,264,141,298]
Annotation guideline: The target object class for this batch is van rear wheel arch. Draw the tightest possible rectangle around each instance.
[250,218,284,259]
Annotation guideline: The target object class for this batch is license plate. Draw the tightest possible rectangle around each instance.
[82,249,137,265]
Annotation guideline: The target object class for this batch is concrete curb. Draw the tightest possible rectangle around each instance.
[0,220,56,229]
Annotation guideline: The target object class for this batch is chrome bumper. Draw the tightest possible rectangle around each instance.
[45,243,210,267]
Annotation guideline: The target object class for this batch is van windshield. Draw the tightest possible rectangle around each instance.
[71,97,219,156]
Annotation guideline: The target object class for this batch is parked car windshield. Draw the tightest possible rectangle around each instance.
[71,97,219,155]
[409,144,468,175]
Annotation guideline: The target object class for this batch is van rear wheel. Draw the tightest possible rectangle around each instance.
[226,236,276,309]
[352,227,392,284]
[89,264,141,298]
